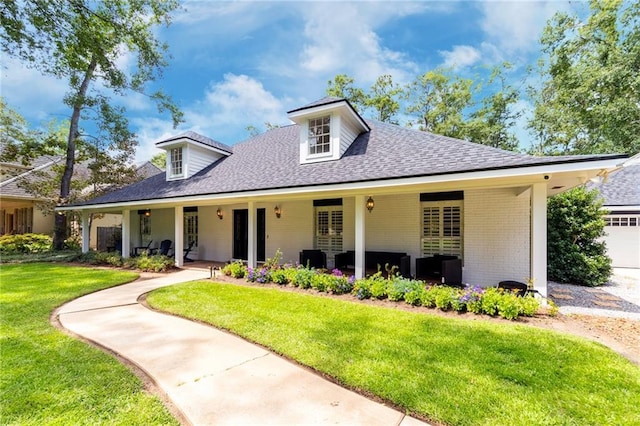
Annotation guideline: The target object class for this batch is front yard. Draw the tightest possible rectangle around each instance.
[0,264,178,425]
[148,280,640,426]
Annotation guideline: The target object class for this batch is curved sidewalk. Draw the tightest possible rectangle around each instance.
[55,269,429,426]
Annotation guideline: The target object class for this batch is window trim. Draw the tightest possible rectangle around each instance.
[307,115,332,157]
[170,146,184,178]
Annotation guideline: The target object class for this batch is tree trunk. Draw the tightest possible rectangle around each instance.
[53,57,98,250]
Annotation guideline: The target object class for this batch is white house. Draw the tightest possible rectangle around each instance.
[60,97,628,296]
[590,160,640,269]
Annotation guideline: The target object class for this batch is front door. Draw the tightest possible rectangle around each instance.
[257,208,265,262]
[233,209,248,260]
[233,208,266,261]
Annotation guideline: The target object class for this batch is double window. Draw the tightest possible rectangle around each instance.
[170,147,183,177]
[308,115,331,155]
[314,206,343,258]
[421,200,463,258]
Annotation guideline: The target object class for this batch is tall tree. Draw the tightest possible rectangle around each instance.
[528,0,640,155]
[1,0,183,248]
[327,74,368,113]
[466,63,522,151]
[405,68,473,139]
[366,75,402,124]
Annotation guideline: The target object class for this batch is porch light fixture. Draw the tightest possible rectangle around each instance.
[274,205,282,219]
[144,209,151,217]
[366,196,375,213]
[216,208,223,220]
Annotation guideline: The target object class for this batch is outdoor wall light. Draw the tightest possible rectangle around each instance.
[274,205,282,218]
[366,196,375,213]
[144,209,151,217]
[216,208,223,220]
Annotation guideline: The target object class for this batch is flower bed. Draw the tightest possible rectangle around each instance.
[221,252,540,320]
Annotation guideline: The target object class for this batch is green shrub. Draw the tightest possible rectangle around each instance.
[222,260,247,278]
[480,287,502,316]
[422,286,438,308]
[352,279,372,300]
[518,295,540,317]
[497,293,521,320]
[271,269,288,285]
[387,277,423,302]
[369,274,388,299]
[311,273,330,292]
[0,233,52,253]
[434,286,455,311]
[404,282,427,306]
[291,267,316,289]
[64,235,82,250]
[548,186,612,286]
[325,272,354,295]
[130,253,174,272]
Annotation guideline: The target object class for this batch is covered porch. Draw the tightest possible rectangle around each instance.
[75,174,556,296]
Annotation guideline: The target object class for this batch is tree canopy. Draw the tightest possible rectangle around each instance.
[326,64,522,151]
[528,0,640,155]
[1,0,183,248]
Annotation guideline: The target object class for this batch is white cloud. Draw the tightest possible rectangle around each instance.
[479,2,571,54]
[297,2,425,85]
[132,74,289,162]
[439,45,482,70]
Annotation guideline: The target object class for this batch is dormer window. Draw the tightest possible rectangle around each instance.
[287,97,370,165]
[309,116,331,155]
[170,147,183,177]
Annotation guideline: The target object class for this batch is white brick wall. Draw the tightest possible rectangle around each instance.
[464,188,530,287]
[263,201,314,264]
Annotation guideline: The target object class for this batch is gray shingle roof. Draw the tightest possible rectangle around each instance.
[155,131,233,154]
[0,155,63,198]
[590,163,640,206]
[287,96,345,113]
[74,120,626,207]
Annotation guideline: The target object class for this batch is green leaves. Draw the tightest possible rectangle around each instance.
[326,64,522,151]
[529,0,640,155]
[547,186,612,286]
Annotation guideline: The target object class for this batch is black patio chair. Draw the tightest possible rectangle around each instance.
[183,241,195,262]
[497,280,528,297]
[134,240,153,256]
[157,239,172,256]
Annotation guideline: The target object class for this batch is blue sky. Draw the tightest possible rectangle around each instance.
[1,1,582,163]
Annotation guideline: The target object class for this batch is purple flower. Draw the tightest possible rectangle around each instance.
[331,268,343,277]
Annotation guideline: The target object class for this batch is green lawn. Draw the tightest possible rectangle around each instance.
[148,281,640,426]
[0,263,178,426]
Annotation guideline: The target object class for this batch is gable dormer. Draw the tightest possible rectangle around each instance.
[287,97,370,165]
[155,131,233,181]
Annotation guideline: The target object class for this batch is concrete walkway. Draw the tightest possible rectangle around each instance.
[55,269,429,426]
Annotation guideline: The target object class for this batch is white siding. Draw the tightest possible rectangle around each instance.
[186,145,224,179]
[464,188,530,287]
[339,120,359,157]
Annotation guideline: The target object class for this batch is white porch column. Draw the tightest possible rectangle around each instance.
[355,195,366,279]
[82,210,91,253]
[81,211,90,253]
[531,183,547,297]
[247,201,256,268]
[175,206,184,268]
[121,209,130,258]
